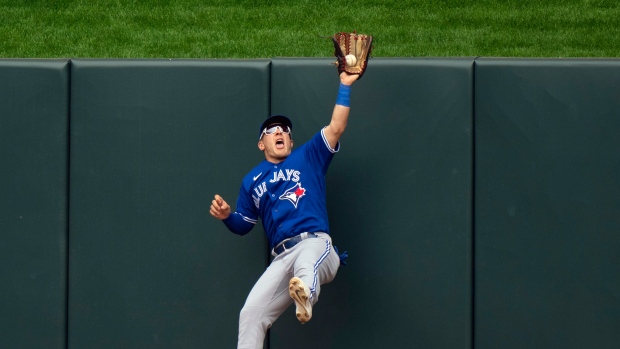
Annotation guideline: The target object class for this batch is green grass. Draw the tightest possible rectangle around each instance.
[1,0,619,58]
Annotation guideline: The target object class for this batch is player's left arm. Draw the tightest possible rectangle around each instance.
[323,72,359,149]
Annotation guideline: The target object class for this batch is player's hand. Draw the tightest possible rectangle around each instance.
[210,194,231,220]
[340,72,359,86]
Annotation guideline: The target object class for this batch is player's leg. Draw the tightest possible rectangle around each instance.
[293,234,340,301]
[237,258,293,349]
[289,234,340,322]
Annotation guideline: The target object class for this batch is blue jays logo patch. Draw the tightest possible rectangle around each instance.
[279,182,306,208]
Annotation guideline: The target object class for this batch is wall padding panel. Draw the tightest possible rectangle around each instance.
[0,60,69,349]
[69,60,271,348]
[475,59,620,349]
[269,58,474,349]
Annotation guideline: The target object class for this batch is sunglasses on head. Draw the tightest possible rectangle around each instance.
[261,124,291,137]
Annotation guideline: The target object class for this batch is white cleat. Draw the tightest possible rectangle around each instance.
[289,277,312,324]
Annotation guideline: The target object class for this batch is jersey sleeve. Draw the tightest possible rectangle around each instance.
[222,212,256,235]
[303,128,339,174]
[221,177,259,236]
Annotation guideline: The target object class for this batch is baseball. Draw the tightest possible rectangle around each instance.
[345,54,357,67]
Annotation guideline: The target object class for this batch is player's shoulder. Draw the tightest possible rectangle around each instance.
[308,128,339,153]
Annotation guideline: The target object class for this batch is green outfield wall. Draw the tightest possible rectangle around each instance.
[0,58,618,349]
[68,59,271,348]
[268,58,473,349]
[0,60,69,349]
[474,58,620,349]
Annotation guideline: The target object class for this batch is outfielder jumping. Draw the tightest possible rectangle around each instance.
[210,32,371,349]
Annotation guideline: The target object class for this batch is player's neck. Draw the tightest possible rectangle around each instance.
[264,153,290,164]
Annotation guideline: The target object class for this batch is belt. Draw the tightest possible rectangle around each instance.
[272,232,319,256]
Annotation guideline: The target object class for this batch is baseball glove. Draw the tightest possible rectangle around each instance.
[331,31,373,79]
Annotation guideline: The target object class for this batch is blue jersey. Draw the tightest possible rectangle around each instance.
[223,128,339,249]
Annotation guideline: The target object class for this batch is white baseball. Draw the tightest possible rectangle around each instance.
[345,54,357,67]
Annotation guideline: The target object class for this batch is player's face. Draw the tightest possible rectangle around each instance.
[258,124,293,163]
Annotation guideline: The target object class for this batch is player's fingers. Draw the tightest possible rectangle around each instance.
[217,197,230,211]
[209,206,218,216]
[211,195,230,220]
[214,196,227,207]
[211,200,220,211]
[214,194,223,206]
[211,209,225,220]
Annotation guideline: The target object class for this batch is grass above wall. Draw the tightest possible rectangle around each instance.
[1,0,619,58]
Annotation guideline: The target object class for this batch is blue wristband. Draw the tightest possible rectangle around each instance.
[336,83,351,107]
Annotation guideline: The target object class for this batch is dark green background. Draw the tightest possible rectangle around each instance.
[1,58,618,348]
[268,58,473,349]
[0,60,69,349]
[474,59,620,349]
[68,60,271,348]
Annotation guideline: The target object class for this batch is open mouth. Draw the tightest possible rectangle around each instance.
[275,139,284,149]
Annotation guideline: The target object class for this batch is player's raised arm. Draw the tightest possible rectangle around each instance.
[323,73,359,149]
[323,32,372,149]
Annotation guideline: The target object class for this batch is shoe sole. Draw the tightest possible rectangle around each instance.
[289,277,312,324]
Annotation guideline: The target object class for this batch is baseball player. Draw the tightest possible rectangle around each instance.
[210,71,359,349]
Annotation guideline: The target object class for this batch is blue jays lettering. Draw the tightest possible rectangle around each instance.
[252,168,306,209]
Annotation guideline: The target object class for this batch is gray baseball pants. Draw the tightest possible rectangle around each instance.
[237,232,340,349]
